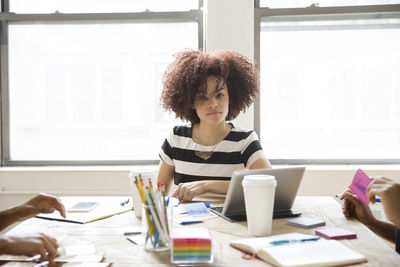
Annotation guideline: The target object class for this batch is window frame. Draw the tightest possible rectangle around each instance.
[254,1,400,165]
[0,1,203,166]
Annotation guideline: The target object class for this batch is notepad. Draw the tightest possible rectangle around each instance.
[230,233,366,267]
[349,168,372,206]
[287,217,326,229]
[315,227,357,240]
[180,203,210,216]
[170,227,213,264]
[36,196,132,224]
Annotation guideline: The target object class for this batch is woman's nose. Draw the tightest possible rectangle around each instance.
[208,97,218,107]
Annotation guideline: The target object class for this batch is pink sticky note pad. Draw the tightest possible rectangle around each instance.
[315,227,357,240]
[349,169,372,206]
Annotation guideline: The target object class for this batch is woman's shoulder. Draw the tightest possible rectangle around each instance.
[226,123,258,141]
[171,123,192,137]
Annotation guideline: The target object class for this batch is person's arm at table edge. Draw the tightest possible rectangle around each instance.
[0,194,65,231]
[197,157,273,195]
[365,218,397,243]
[157,160,175,194]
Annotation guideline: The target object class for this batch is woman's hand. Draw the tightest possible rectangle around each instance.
[23,193,66,218]
[172,181,208,202]
[340,189,376,227]
[0,233,59,262]
[367,177,400,228]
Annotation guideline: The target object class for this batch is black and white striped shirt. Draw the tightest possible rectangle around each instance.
[159,123,266,185]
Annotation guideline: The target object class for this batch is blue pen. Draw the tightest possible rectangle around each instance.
[120,198,130,206]
[270,237,320,246]
[335,194,381,202]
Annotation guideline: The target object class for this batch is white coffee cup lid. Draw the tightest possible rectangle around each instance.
[242,174,277,187]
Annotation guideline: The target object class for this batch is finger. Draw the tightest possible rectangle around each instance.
[340,189,353,200]
[182,189,191,202]
[187,191,195,202]
[367,186,385,202]
[54,198,66,218]
[178,187,186,201]
[344,193,364,209]
[35,246,47,262]
[171,184,182,197]
[40,235,58,261]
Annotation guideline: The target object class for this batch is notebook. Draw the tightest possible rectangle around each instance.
[287,217,326,229]
[315,227,357,240]
[35,196,132,224]
[230,233,367,267]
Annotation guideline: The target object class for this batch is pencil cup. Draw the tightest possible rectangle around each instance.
[142,201,172,251]
[129,168,157,218]
[242,175,276,236]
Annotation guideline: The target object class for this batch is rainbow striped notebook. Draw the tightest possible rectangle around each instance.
[170,227,213,264]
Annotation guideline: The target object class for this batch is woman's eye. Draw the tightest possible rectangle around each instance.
[199,96,208,102]
[216,93,224,99]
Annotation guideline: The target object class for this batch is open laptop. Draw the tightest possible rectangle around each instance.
[210,167,305,221]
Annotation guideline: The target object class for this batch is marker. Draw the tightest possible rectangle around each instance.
[270,237,320,246]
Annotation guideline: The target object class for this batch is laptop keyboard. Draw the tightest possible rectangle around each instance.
[210,206,223,212]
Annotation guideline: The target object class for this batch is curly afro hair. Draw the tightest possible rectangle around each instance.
[160,49,259,124]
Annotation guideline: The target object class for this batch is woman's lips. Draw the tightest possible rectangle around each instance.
[207,111,222,116]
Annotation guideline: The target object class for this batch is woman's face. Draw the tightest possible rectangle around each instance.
[193,76,229,125]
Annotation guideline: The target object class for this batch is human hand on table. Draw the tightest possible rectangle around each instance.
[0,233,59,262]
[172,181,207,202]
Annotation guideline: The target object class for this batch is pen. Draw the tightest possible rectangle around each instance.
[33,261,49,267]
[120,198,130,206]
[27,254,41,261]
[270,237,320,246]
[335,194,381,202]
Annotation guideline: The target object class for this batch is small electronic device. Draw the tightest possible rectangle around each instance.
[67,201,99,212]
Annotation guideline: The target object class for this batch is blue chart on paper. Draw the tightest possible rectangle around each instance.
[181,203,210,216]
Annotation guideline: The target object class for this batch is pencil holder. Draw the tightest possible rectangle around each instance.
[142,201,172,251]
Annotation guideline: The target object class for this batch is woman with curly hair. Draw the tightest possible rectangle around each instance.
[157,49,271,202]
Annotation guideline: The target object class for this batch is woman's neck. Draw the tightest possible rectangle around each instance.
[192,121,231,146]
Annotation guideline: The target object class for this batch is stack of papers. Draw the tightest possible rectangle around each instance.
[170,227,213,264]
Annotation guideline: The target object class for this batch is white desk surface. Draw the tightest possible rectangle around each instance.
[3,196,400,266]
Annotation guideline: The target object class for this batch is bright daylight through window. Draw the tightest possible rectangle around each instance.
[259,15,400,161]
[4,1,200,163]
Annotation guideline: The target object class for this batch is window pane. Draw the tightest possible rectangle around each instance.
[9,22,198,161]
[260,0,400,8]
[11,0,199,13]
[260,18,400,159]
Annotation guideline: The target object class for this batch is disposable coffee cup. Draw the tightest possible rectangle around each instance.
[242,174,277,236]
[129,168,158,218]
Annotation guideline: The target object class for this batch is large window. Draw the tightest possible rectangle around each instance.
[1,1,202,165]
[255,2,400,163]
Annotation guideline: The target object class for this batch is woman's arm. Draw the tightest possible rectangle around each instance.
[172,180,230,202]
[0,193,65,231]
[341,190,396,243]
[157,160,175,194]
[249,158,272,169]
[172,157,272,202]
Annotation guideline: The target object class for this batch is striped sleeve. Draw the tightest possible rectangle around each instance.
[159,129,175,166]
[241,131,266,168]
